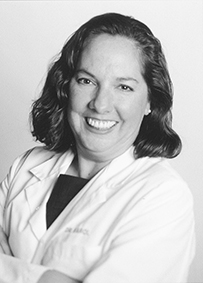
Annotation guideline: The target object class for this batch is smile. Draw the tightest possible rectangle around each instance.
[86,117,117,130]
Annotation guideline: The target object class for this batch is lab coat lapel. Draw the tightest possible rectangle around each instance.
[25,150,74,240]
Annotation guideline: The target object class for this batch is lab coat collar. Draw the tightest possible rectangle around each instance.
[101,146,136,187]
[29,146,135,182]
[29,150,74,181]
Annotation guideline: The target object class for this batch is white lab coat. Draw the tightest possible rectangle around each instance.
[0,146,195,283]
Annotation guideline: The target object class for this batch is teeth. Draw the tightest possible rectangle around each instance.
[86,118,116,130]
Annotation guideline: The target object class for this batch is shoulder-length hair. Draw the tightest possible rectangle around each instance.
[31,12,182,158]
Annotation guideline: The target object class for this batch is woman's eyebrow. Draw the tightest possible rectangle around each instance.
[75,69,95,78]
[116,77,139,83]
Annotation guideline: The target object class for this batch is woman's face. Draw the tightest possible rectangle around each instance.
[68,34,150,162]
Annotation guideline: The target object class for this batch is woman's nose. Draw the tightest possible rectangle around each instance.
[88,87,113,114]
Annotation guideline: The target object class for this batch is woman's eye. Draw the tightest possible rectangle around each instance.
[119,84,133,91]
[77,78,92,85]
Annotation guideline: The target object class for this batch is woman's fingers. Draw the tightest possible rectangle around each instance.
[0,227,12,255]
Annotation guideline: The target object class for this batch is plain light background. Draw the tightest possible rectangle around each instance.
[0,1,202,282]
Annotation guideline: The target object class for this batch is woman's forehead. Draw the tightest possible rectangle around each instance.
[78,34,144,75]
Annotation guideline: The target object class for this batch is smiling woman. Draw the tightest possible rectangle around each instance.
[0,12,195,283]
[31,13,182,161]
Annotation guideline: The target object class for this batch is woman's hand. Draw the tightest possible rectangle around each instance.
[37,270,81,283]
[0,226,12,255]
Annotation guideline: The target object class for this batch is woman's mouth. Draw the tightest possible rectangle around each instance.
[86,117,117,130]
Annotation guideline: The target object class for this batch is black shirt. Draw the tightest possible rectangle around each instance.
[46,174,88,229]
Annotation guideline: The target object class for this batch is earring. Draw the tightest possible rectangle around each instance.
[148,109,151,114]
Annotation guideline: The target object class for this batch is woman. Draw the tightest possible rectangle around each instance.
[0,13,195,283]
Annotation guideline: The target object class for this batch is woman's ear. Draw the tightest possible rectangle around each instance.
[144,102,151,116]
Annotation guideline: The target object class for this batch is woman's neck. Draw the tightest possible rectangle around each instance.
[67,153,110,180]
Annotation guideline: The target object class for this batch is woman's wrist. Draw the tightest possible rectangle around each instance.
[37,270,81,283]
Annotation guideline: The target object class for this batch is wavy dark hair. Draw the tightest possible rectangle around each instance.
[31,12,182,158]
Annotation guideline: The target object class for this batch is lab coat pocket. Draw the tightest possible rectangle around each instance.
[41,233,102,280]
